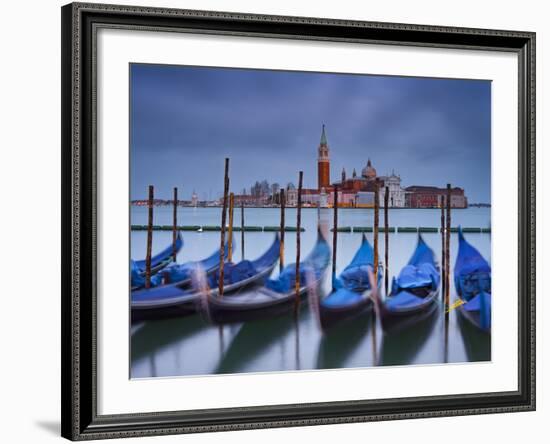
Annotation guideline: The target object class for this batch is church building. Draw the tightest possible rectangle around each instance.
[314,125,406,208]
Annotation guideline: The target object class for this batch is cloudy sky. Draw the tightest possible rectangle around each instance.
[130,63,491,202]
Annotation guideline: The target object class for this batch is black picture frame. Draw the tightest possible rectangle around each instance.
[61,2,536,440]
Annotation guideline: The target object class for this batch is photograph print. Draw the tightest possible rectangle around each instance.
[129,63,492,379]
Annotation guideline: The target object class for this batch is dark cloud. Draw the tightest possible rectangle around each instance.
[131,64,491,202]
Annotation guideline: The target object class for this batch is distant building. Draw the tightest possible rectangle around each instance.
[362,159,377,180]
[250,180,270,198]
[286,183,298,207]
[355,191,375,208]
[405,186,468,208]
[234,194,269,206]
[191,191,198,207]
[377,171,406,207]
[301,189,320,207]
[319,188,329,208]
[271,182,281,198]
[340,191,357,207]
[297,125,411,208]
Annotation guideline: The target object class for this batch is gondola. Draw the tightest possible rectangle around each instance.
[133,231,183,272]
[200,231,331,325]
[130,232,184,289]
[373,234,440,332]
[454,228,491,333]
[310,235,378,330]
[131,237,230,291]
[131,235,280,322]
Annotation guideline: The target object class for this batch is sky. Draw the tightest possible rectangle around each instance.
[130,64,491,203]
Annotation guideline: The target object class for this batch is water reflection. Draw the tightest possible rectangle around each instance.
[215,311,305,374]
[131,301,490,378]
[131,314,241,377]
[378,303,440,366]
[457,311,491,362]
[131,315,207,362]
[317,313,373,369]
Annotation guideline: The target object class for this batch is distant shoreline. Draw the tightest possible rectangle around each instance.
[130,204,484,210]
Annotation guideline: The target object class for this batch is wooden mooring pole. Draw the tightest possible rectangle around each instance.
[294,171,303,313]
[384,186,389,297]
[228,192,235,263]
[279,189,285,273]
[373,180,380,284]
[332,185,339,289]
[172,187,178,261]
[145,185,154,289]
[241,201,245,260]
[218,158,230,298]
[440,195,446,302]
[444,189,450,360]
[445,184,452,312]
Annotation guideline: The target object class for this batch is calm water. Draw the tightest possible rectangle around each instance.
[130,207,491,378]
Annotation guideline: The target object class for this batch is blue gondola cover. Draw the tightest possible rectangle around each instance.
[266,235,330,294]
[454,228,491,301]
[162,239,230,283]
[133,232,183,270]
[130,260,162,288]
[321,236,377,308]
[384,234,440,313]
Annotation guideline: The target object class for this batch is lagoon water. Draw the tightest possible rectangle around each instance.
[130,206,491,378]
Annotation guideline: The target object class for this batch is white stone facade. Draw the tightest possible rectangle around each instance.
[378,172,406,207]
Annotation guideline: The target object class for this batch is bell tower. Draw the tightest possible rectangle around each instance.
[317,124,330,190]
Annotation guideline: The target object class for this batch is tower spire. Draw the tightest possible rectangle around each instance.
[320,124,328,146]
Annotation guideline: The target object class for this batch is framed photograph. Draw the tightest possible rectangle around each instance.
[61,2,535,440]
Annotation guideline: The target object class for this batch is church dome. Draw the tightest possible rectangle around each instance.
[362,159,377,179]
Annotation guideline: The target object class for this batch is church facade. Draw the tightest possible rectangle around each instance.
[313,125,406,208]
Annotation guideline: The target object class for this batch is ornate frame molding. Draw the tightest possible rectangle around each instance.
[61,2,535,440]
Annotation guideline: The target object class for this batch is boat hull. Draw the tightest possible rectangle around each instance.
[131,302,198,323]
[457,301,491,333]
[379,289,439,332]
[203,285,311,325]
